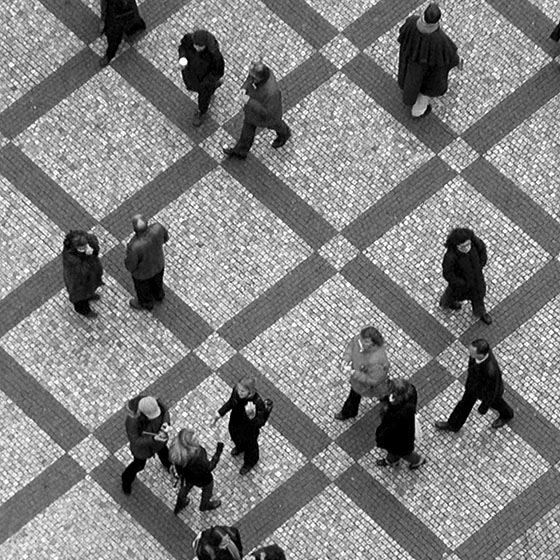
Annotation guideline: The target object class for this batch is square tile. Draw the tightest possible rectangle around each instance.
[156,166,312,328]
[194,332,237,370]
[252,484,416,558]
[485,92,560,223]
[305,0,384,31]
[435,340,470,379]
[137,0,315,125]
[312,442,354,481]
[364,176,551,336]
[365,0,549,133]
[360,381,550,549]
[242,274,431,438]
[260,73,433,230]
[319,34,360,69]
[15,71,192,220]
[0,391,64,507]
[318,234,359,271]
[0,275,189,431]
[0,477,172,559]
[0,0,84,112]
[68,435,110,474]
[0,175,62,299]
[438,138,479,173]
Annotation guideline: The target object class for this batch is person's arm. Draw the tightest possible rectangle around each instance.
[178,34,190,59]
[478,361,500,414]
[161,225,169,244]
[124,243,139,273]
[126,417,153,448]
[473,236,488,268]
[206,50,225,83]
[86,233,100,256]
[217,388,235,417]
[442,252,465,288]
[249,396,267,428]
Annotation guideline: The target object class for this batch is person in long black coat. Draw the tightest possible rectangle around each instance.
[62,230,104,318]
[169,428,223,513]
[193,525,243,560]
[99,0,146,67]
[214,377,267,475]
[397,3,459,118]
[375,379,426,469]
[439,227,492,324]
[178,29,225,127]
[435,339,514,432]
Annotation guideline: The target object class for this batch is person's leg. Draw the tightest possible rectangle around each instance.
[226,120,257,157]
[490,397,514,428]
[471,295,492,324]
[131,277,154,310]
[197,86,214,115]
[270,120,291,148]
[336,388,361,419]
[447,393,478,432]
[240,437,259,473]
[439,286,461,310]
[104,24,124,62]
[174,483,193,514]
[199,479,221,510]
[376,451,400,466]
[121,458,147,493]
[411,93,431,117]
[74,299,92,316]
[156,446,171,470]
[150,269,165,302]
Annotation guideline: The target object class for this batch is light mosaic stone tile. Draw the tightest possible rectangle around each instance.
[68,435,110,473]
[0,275,189,431]
[194,332,237,370]
[311,442,354,481]
[259,72,433,230]
[318,234,360,270]
[365,176,551,336]
[438,137,479,173]
[496,292,560,431]
[15,71,192,221]
[116,374,307,528]
[89,223,119,253]
[485,92,560,223]
[0,175,62,299]
[435,340,470,378]
[242,274,432,439]
[200,126,236,161]
[365,0,549,133]
[526,0,559,22]
[252,484,416,559]
[137,0,314,125]
[156,166,312,328]
[360,381,550,549]
[0,0,84,112]
[305,0,384,31]
[0,477,172,560]
[0,391,64,507]
[319,34,360,70]
[498,502,560,560]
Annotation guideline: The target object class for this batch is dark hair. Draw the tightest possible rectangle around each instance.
[360,327,384,346]
[471,338,490,355]
[445,227,474,248]
[424,3,441,24]
[63,230,88,251]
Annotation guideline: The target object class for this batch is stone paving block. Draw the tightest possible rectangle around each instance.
[318,234,360,270]
[311,442,355,481]
[68,434,111,474]
[438,138,480,173]
[319,33,360,70]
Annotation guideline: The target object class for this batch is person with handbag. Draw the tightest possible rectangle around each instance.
[334,327,391,421]
[169,428,223,513]
[375,379,426,469]
[193,525,243,560]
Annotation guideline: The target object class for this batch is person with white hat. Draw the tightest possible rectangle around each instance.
[121,395,171,495]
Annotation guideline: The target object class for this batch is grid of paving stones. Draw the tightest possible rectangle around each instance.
[1,0,559,559]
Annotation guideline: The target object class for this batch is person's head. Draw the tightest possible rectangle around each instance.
[132,214,148,234]
[248,60,269,83]
[445,227,474,253]
[192,29,209,52]
[236,376,256,399]
[249,545,286,560]
[387,378,409,405]
[64,230,92,254]
[424,3,441,24]
[469,338,490,359]
[137,396,161,419]
[169,428,199,466]
[360,326,384,349]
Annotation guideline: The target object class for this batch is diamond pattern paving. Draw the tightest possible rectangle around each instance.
[1,0,559,558]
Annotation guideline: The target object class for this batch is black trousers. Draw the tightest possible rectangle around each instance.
[440,285,486,317]
[232,119,290,156]
[132,269,164,309]
[105,17,146,61]
[551,22,560,41]
[176,479,214,509]
[74,299,92,315]
[196,82,222,114]
[122,446,170,486]
[447,391,514,431]
[340,388,362,418]
[231,433,260,468]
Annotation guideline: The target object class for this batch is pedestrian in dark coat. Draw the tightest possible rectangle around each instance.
[193,525,243,560]
[124,214,169,311]
[223,60,291,159]
[435,338,514,432]
[214,376,267,475]
[397,3,459,118]
[178,29,225,127]
[248,544,286,560]
[439,227,492,324]
[62,230,104,318]
[170,428,224,514]
[121,395,171,494]
[375,379,425,469]
[99,0,146,67]
[550,21,560,42]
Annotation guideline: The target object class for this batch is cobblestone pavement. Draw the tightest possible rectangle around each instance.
[1,0,560,558]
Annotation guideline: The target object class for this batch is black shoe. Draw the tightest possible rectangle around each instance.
[121,474,132,495]
[129,298,153,311]
[200,499,221,511]
[491,418,508,429]
[239,465,254,475]
[230,447,242,456]
[334,412,354,421]
[434,421,453,431]
[376,458,398,467]
[89,293,101,301]
[99,56,110,68]
[409,457,427,470]
[222,147,247,159]
[480,313,493,325]
[192,111,204,127]
[448,301,462,310]
[271,127,291,149]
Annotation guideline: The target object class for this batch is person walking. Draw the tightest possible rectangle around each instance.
[439,227,492,324]
[169,428,224,514]
[62,230,104,318]
[334,327,391,421]
[178,29,225,127]
[248,544,286,560]
[99,0,146,68]
[397,2,460,118]
[214,377,267,475]
[193,526,243,560]
[435,338,514,432]
[124,214,169,311]
[121,395,171,494]
[222,60,291,159]
[375,379,426,469]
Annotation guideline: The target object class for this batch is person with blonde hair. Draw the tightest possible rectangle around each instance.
[169,428,223,514]
[214,376,268,475]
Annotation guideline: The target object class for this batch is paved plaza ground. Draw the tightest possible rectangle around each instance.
[1,0,560,558]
